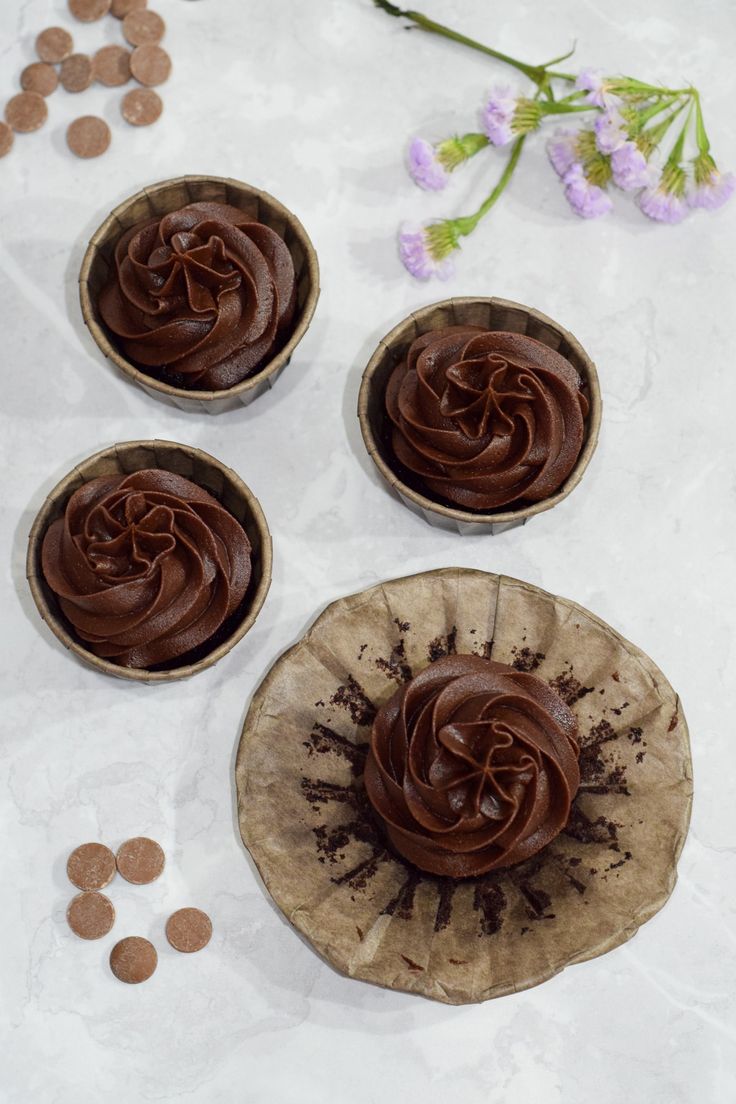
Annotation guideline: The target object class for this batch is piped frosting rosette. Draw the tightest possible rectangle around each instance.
[41,469,251,668]
[98,201,297,390]
[386,327,589,510]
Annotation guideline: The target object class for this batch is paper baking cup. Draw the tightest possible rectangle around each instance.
[79,175,320,414]
[358,297,602,535]
[26,439,272,683]
[236,567,692,1004]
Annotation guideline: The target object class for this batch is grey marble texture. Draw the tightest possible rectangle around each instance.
[1,0,734,1101]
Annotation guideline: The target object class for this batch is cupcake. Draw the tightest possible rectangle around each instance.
[359,297,601,534]
[80,176,320,413]
[236,568,692,1004]
[27,440,271,682]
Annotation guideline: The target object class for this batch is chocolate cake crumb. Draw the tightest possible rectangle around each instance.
[427,626,457,662]
[449,957,468,964]
[548,664,594,705]
[300,778,357,809]
[433,880,456,932]
[330,676,377,726]
[400,953,424,972]
[636,751,645,764]
[382,871,420,920]
[628,726,643,744]
[357,644,367,661]
[668,712,678,732]
[511,646,545,672]
[393,617,410,633]
[375,638,412,685]
[302,723,368,774]
[612,671,620,682]
[472,879,507,935]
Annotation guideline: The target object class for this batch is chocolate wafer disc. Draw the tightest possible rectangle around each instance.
[60,54,93,94]
[68,0,112,21]
[93,45,132,87]
[67,842,116,890]
[236,568,693,1005]
[116,837,164,884]
[129,44,170,86]
[67,892,115,939]
[5,92,48,133]
[66,115,111,158]
[20,63,59,97]
[112,0,147,16]
[36,27,74,64]
[123,9,165,46]
[121,87,161,125]
[0,122,14,157]
[166,908,212,953]
[109,936,157,983]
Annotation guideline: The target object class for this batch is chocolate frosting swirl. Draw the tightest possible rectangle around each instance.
[364,655,580,878]
[386,327,590,511]
[98,201,297,391]
[41,469,251,669]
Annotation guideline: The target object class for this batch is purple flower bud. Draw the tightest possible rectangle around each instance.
[562,163,613,219]
[594,110,627,154]
[546,128,579,178]
[407,137,450,191]
[575,67,621,110]
[398,223,456,280]
[611,142,655,192]
[481,85,516,147]
[688,169,736,211]
[638,181,689,224]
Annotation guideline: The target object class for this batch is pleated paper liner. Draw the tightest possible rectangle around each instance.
[26,439,272,683]
[358,297,602,535]
[79,175,320,414]
[236,568,691,1005]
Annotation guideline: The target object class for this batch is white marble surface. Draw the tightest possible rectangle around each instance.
[1,0,735,1100]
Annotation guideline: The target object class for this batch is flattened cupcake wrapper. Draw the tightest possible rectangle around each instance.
[79,175,320,413]
[26,439,272,683]
[236,568,692,1004]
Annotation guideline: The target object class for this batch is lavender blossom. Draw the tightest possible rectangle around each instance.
[398,222,456,280]
[594,110,627,154]
[408,137,450,191]
[638,179,689,224]
[688,167,736,210]
[562,163,613,218]
[575,68,621,110]
[546,128,579,178]
[481,85,516,146]
[611,141,655,191]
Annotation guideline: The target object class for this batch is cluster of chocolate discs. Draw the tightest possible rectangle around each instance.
[66,839,212,984]
[0,0,171,161]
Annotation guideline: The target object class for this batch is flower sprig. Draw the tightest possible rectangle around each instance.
[375,1,734,279]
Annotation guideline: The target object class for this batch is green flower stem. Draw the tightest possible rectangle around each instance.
[640,100,688,153]
[372,0,567,85]
[454,136,526,237]
[693,91,710,154]
[665,101,694,168]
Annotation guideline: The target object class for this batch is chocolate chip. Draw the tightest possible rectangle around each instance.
[67,842,116,890]
[66,115,111,158]
[111,0,147,15]
[5,92,48,133]
[68,0,112,21]
[122,9,165,46]
[20,62,59,97]
[116,836,165,884]
[121,87,162,126]
[93,45,132,87]
[0,122,14,158]
[109,936,157,983]
[129,43,171,86]
[60,54,94,94]
[165,908,212,953]
[67,892,116,940]
[36,27,74,64]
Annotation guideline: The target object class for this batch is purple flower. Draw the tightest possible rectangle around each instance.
[611,142,655,191]
[481,85,517,147]
[407,137,450,191]
[398,222,456,280]
[638,180,689,224]
[575,68,620,110]
[562,163,613,219]
[688,168,736,211]
[594,110,627,154]
[546,128,579,178]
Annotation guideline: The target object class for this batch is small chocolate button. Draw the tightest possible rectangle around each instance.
[122,9,165,46]
[111,0,147,16]
[36,27,74,64]
[67,892,115,940]
[5,92,48,133]
[121,87,162,126]
[66,115,111,158]
[0,122,14,158]
[60,54,94,94]
[20,63,59,97]
[68,0,112,21]
[109,937,157,983]
[67,842,116,891]
[116,837,165,884]
[93,45,132,87]
[129,44,171,86]
[165,908,212,953]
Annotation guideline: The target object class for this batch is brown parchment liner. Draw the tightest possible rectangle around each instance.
[79,175,321,414]
[236,568,692,1004]
[26,439,272,684]
[358,298,602,535]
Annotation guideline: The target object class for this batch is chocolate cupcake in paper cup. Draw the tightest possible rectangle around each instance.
[26,440,272,683]
[79,175,320,414]
[358,297,601,534]
[236,568,692,1004]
